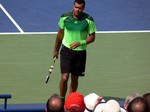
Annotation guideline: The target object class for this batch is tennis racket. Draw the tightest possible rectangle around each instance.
[45,57,57,83]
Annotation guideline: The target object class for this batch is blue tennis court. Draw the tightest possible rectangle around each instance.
[0,0,150,32]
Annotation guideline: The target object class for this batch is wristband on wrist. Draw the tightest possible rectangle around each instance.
[79,40,86,45]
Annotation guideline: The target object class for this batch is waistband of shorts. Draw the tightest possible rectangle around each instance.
[62,44,86,52]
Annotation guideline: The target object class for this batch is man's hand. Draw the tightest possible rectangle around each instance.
[70,42,80,49]
[53,51,59,59]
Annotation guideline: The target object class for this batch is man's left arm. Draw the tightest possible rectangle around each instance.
[86,32,95,44]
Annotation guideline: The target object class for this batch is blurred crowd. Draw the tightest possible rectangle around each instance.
[45,92,150,112]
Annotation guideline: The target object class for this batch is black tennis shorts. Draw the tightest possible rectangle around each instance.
[60,45,86,76]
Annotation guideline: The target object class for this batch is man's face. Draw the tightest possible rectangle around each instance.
[73,2,85,18]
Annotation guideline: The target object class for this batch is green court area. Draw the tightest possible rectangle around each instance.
[0,32,150,104]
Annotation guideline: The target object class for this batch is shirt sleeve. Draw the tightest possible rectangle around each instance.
[58,17,66,29]
[88,19,97,34]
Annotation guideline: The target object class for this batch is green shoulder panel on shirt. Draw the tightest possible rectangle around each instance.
[82,12,94,22]
[58,12,72,29]
[61,12,72,18]
[60,12,94,22]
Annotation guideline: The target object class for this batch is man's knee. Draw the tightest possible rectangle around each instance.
[61,73,69,82]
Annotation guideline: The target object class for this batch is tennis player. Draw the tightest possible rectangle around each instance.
[53,0,96,104]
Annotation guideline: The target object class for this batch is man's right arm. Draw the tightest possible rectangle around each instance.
[53,28,64,58]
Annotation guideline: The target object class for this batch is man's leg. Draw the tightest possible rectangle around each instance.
[69,75,79,93]
[59,73,69,112]
[59,73,69,98]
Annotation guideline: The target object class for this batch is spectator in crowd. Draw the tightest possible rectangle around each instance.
[46,93,63,112]
[84,93,105,112]
[127,97,149,112]
[94,99,126,112]
[124,93,142,110]
[64,92,86,112]
[143,92,150,110]
[84,93,125,112]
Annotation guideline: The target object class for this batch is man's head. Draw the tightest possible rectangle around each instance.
[101,99,122,112]
[73,0,85,18]
[84,93,105,112]
[143,93,150,110]
[124,92,142,110]
[127,97,149,112]
[64,92,86,112]
[46,93,63,112]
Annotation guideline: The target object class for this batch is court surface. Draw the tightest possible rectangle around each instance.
[0,32,150,104]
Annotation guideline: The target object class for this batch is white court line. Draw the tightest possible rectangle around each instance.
[0,4,24,33]
[96,30,150,33]
[0,30,150,35]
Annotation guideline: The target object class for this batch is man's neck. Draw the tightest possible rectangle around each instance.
[73,11,82,19]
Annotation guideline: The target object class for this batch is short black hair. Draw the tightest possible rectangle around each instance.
[74,0,85,5]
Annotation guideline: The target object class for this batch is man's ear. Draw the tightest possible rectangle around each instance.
[124,104,127,110]
[45,108,48,112]
[64,106,67,111]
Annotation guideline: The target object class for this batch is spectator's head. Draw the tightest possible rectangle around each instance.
[46,93,63,112]
[84,93,105,112]
[143,92,150,110]
[124,92,142,110]
[64,92,85,112]
[94,103,106,112]
[127,97,149,112]
[101,99,123,112]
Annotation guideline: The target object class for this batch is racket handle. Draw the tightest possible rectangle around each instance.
[45,76,50,83]
[53,57,57,61]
